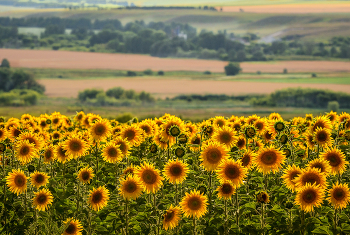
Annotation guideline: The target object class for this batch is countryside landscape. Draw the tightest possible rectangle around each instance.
[1,0,350,234]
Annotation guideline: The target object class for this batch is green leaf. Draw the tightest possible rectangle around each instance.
[312,226,333,235]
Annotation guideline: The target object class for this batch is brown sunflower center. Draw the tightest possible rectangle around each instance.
[192,137,200,145]
[224,165,239,179]
[53,118,59,124]
[219,132,232,144]
[302,173,320,185]
[169,164,182,177]
[53,133,60,139]
[142,170,157,184]
[40,121,47,128]
[58,147,67,157]
[260,151,277,165]
[77,114,83,120]
[69,140,82,152]
[125,130,136,141]
[35,174,45,184]
[261,193,267,202]
[206,148,222,164]
[326,153,341,167]
[164,210,175,222]
[175,148,185,157]
[20,146,30,155]
[313,121,325,132]
[216,120,225,127]
[81,171,91,181]
[237,139,245,148]
[241,155,251,167]
[187,197,202,211]
[221,183,233,194]
[92,191,103,203]
[302,190,317,203]
[94,124,107,136]
[141,125,151,134]
[290,171,300,182]
[45,150,53,160]
[311,163,324,172]
[333,188,345,201]
[316,131,328,142]
[65,224,77,234]
[125,181,137,193]
[124,168,134,175]
[14,175,26,187]
[107,147,118,158]
[37,194,47,204]
[233,124,240,131]
[255,122,263,130]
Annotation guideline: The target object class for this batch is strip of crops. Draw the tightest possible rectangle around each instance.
[1,111,350,234]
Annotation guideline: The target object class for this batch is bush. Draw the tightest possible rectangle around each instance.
[0,59,10,68]
[224,63,241,76]
[328,101,339,112]
[283,68,288,74]
[127,71,137,76]
[157,71,164,76]
[0,89,39,106]
[143,69,153,75]
[204,71,211,75]
[115,113,134,123]
[78,89,104,102]
[257,71,261,75]
[52,44,60,50]
[311,73,317,78]
[106,87,124,99]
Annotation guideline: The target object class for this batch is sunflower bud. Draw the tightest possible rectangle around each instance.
[169,125,181,137]
[283,148,291,158]
[274,121,286,132]
[149,143,158,153]
[256,191,269,204]
[46,119,52,125]
[279,134,288,145]
[178,133,188,144]
[244,126,256,139]
[197,184,208,195]
[174,146,186,158]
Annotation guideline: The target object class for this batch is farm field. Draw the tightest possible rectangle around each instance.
[2,49,350,73]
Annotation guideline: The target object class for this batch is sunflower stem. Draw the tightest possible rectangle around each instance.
[3,153,7,235]
[208,172,212,215]
[125,199,129,235]
[289,209,292,233]
[235,191,239,229]
[175,184,178,205]
[261,203,265,232]
[334,208,338,233]
[193,217,196,235]
[95,143,99,182]
[37,155,41,172]
[224,199,228,235]
[301,210,305,235]
[76,181,80,216]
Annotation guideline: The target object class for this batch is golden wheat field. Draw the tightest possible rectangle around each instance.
[1,111,350,234]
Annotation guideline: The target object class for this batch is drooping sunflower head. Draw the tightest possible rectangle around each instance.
[212,126,237,149]
[32,188,53,211]
[307,158,331,176]
[180,190,208,219]
[102,143,123,164]
[120,124,143,147]
[163,205,181,231]
[279,134,288,145]
[327,182,350,209]
[295,183,324,212]
[281,164,302,192]
[90,119,112,141]
[256,191,270,204]
[200,141,229,171]
[321,147,348,175]
[135,162,163,194]
[254,146,285,175]
[30,171,50,188]
[217,182,235,200]
[63,136,88,159]
[88,186,110,211]
[15,139,37,164]
[294,168,327,190]
[163,159,189,184]
[313,127,333,148]
[216,158,247,188]
[77,167,94,184]
[6,169,27,195]
[62,218,83,235]
[119,175,143,200]
[178,133,188,144]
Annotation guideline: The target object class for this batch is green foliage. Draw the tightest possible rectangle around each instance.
[251,87,350,108]
[143,69,153,75]
[157,70,164,76]
[0,59,10,68]
[127,71,137,77]
[0,89,39,106]
[78,88,104,102]
[328,101,340,112]
[0,68,45,94]
[224,62,241,76]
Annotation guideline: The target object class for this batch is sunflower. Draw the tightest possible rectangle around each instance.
[185,122,197,137]
[307,158,331,176]
[304,130,316,150]
[212,126,237,149]
[120,124,144,147]
[43,145,56,163]
[326,111,338,124]
[256,191,270,204]
[102,143,123,163]
[236,135,246,150]
[50,112,62,127]
[262,129,275,143]
[305,114,313,122]
[254,146,285,175]
[139,120,154,138]
[254,118,268,134]
[310,116,332,132]
[30,171,50,188]
[77,167,94,184]
[154,134,172,150]
[321,147,348,175]
[63,137,88,159]
[327,182,350,209]
[135,162,163,194]
[55,142,72,164]
[339,112,350,123]
[15,140,37,164]
[188,134,201,151]
[32,188,53,211]
[294,168,327,190]
[123,164,136,176]
[178,133,188,144]
[216,159,247,188]
[163,159,189,184]
[62,218,83,235]
[163,205,181,231]
[217,182,235,200]
[160,116,184,142]
[269,112,283,121]
[74,111,85,124]
[295,183,324,212]
[200,141,229,171]
[313,127,333,148]
[0,128,7,141]
[90,119,111,141]
[241,150,256,169]
[281,164,302,192]
[180,190,208,218]
[88,186,110,211]
[174,146,186,158]
[246,114,259,125]
[6,169,27,195]
[51,131,62,140]
[213,116,227,128]
[119,175,143,200]
[113,137,131,157]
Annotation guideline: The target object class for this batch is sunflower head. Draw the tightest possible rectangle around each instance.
[244,126,257,139]
[212,126,237,149]
[294,168,327,190]
[256,191,269,204]
[295,183,324,212]
[283,148,291,158]
[119,175,143,200]
[15,139,37,164]
[180,190,208,218]
[30,171,50,188]
[43,145,56,163]
[321,147,348,175]
[217,182,235,200]
[163,205,181,231]
[200,141,229,171]
[33,188,53,211]
[313,127,333,148]
[63,137,88,159]
[254,146,286,175]
[135,162,163,194]
[88,186,110,211]
[307,158,331,176]
[6,169,27,195]
[216,159,247,188]
[90,119,111,141]
[281,164,302,192]
[178,133,188,144]
[274,121,286,132]
[279,134,288,145]
[168,125,181,137]
[102,143,123,164]
[63,218,83,235]
[163,159,189,184]
[77,167,94,184]
[174,146,186,158]
[327,182,350,209]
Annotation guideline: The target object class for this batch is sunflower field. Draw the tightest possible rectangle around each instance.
[1,111,350,235]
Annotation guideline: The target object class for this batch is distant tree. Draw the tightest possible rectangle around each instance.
[224,63,241,76]
[157,70,164,76]
[106,87,124,99]
[43,24,65,36]
[0,59,10,68]
[236,50,246,62]
[328,101,339,112]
